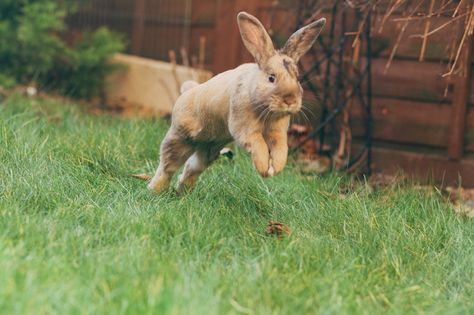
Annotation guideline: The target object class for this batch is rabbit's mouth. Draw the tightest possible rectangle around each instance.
[271,100,302,114]
[269,105,301,115]
[255,103,300,122]
[267,95,302,114]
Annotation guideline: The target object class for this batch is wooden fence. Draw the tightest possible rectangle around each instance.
[67,0,474,187]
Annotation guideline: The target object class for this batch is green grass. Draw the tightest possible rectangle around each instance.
[0,94,473,315]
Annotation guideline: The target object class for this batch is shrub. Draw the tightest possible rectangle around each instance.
[0,0,124,99]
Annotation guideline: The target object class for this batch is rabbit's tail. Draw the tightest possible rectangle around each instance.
[180,80,199,94]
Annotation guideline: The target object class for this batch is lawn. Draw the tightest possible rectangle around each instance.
[0,94,473,315]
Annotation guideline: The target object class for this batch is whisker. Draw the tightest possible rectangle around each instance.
[253,101,270,112]
[301,105,318,120]
[299,110,311,126]
[256,108,268,122]
[299,74,324,86]
[254,104,268,112]
[263,109,272,127]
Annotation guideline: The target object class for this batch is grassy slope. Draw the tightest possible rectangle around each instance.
[0,95,473,315]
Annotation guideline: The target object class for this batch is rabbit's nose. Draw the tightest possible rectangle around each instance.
[283,93,296,106]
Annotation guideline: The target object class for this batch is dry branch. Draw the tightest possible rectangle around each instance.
[419,0,436,62]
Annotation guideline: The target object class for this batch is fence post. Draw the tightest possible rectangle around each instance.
[131,0,146,55]
[448,33,473,160]
[213,0,259,73]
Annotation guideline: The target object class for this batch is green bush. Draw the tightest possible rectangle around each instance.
[0,0,124,99]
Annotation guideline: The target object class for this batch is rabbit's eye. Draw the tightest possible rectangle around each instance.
[268,74,276,83]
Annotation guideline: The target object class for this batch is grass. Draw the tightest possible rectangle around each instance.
[0,94,473,315]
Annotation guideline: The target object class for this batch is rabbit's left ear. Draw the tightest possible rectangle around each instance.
[282,18,326,62]
[237,12,275,67]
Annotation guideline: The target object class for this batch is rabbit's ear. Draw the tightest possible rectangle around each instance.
[282,18,326,62]
[237,12,275,67]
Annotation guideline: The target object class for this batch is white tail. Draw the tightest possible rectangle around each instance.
[180,80,199,94]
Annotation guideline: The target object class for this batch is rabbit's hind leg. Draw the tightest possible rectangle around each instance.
[148,132,194,193]
[176,144,224,193]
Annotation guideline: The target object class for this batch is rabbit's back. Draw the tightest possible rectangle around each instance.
[171,63,257,142]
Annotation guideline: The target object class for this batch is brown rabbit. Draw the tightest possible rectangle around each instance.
[148,12,326,193]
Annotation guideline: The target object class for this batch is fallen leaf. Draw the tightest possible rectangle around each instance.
[296,154,330,174]
[266,221,292,239]
[444,187,474,218]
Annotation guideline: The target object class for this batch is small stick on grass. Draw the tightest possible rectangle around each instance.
[130,173,152,181]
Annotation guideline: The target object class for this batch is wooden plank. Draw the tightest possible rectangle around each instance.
[189,27,216,66]
[351,98,452,148]
[213,0,240,73]
[352,99,474,149]
[448,33,474,159]
[191,0,217,25]
[467,110,474,152]
[213,0,259,73]
[350,98,474,151]
[372,13,464,62]
[372,58,452,103]
[304,61,474,106]
[131,0,146,55]
[257,7,467,62]
[140,25,188,60]
[213,0,253,73]
[469,65,474,106]
[354,144,474,187]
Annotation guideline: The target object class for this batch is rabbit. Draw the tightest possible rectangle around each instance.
[148,11,326,193]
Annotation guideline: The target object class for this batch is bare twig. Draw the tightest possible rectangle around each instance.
[419,0,436,62]
[453,0,465,17]
[191,55,199,82]
[180,47,190,68]
[384,0,424,72]
[409,12,470,39]
[352,0,376,48]
[158,78,178,105]
[378,0,405,33]
[168,50,181,96]
[198,36,207,83]
[384,19,409,73]
[443,5,474,77]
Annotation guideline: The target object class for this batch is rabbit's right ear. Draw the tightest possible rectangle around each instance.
[281,18,326,62]
[237,12,275,67]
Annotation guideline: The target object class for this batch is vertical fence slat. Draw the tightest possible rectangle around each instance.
[131,0,146,55]
[213,0,259,73]
[448,33,473,160]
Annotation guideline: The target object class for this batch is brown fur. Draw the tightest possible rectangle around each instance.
[148,12,326,193]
